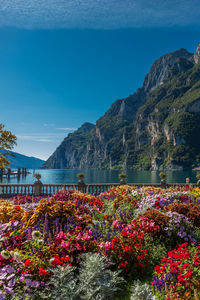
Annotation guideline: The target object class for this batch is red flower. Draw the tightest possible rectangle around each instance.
[184,271,192,278]
[21,270,29,274]
[120,230,127,237]
[39,268,48,275]
[154,265,160,272]
[124,246,131,252]
[24,259,32,267]
[61,255,70,263]
[51,257,61,267]
[15,205,21,211]
[120,261,128,268]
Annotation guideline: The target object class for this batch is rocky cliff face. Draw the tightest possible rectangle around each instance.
[194,43,200,64]
[42,45,200,170]
[43,123,95,169]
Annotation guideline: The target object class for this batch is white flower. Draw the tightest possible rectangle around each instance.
[37,239,44,247]
[13,252,22,261]
[1,250,10,260]
[0,236,8,242]
[132,190,138,196]
[32,230,42,240]
[49,258,55,266]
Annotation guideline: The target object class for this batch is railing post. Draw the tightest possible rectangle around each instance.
[120,178,126,185]
[33,180,43,196]
[119,173,127,185]
[160,180,166,189]
[77,173,87,193]
[78,182,87,193]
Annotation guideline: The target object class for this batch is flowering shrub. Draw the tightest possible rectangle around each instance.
[132,216,161,237]
[142,210,169,236]
[0,186,200,299]
[152,243,200,299]
[166,202,200,227]
[21,190,94,232]
[49,227,98,265]
[12,195,42,205]
[104,224,149,276]
[164,211,196,245]
[112,187,137,211]
[191,187,200,199]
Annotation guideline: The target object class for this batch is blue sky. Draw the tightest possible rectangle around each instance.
[0,1,200,160]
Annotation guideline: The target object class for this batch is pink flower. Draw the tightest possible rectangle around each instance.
[104,242,112,250]
[56,232,65,239]
[75,226,82,230]
[127,224,132,231]
[61,241,70,249]
[82,234,90,241]
[75,233,82,240]
[112,220,121,228]
[76,243,82,250]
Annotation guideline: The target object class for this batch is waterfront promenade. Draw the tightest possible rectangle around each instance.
[0,181,199,198]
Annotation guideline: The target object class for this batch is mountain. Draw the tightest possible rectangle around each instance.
[42,122,95,169]
[42,43,200,171]
[6,151,45,169]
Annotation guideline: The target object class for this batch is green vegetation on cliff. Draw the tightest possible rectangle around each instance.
[42,44,200,170]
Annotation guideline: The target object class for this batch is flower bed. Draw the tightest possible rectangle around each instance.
[0,186,200,299]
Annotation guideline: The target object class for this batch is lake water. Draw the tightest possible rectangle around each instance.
[0,169,199,185]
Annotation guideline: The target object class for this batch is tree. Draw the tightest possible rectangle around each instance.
[0,124,17,169]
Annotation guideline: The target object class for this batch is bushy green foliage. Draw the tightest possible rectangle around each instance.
[165,112,200,146]
[147,241,167,268]
[193,226,200,244]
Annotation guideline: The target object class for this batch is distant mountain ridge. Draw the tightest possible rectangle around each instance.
[6,151,45,169]
[42,43,200,170]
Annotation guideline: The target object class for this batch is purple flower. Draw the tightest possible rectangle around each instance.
[4,287,14,296]
[7,277,15,288]
[25,279,32,287]
[5,265,15,274]
[6,274,15,281]
[0,274,7,281]
[0,293,6,300]
[32,280,40,288]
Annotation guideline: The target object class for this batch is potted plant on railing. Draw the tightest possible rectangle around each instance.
[186,177,190,185]
[34,173,42,183]
[196,173,200,186]
[119,173,127,185]
[159,172,166,187]
[77,173,85,184]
